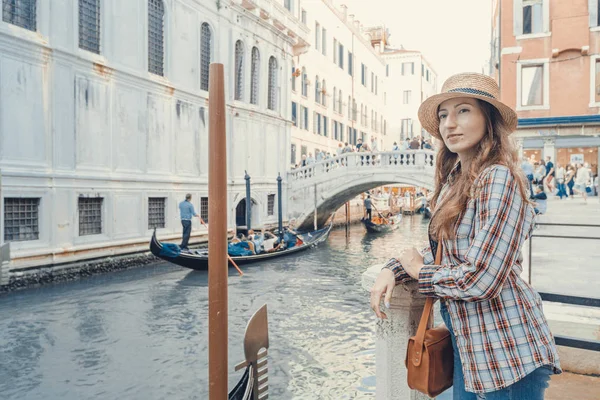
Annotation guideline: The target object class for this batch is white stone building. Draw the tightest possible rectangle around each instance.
[0,0,309,268]
[289,2,389,166]
[381,49,438,149]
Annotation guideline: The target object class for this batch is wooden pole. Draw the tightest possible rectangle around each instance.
[208,63,228,399]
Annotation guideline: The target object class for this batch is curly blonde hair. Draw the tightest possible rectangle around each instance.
[429,100,530,239]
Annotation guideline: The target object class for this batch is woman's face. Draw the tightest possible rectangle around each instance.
[437,97,487,160]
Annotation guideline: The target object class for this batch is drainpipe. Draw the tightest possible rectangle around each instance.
[277,174,283,241]
[244,170,252,230]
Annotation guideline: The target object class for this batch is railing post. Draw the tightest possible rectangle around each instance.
[362,265,431,400]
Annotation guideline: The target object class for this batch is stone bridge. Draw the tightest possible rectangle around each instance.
[287,151,436,231]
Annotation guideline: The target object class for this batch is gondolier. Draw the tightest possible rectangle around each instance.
[364,195,373,221]
[179,193,199,251]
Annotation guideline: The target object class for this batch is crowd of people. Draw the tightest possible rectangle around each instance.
[521,156,598,213]
[292,135,436,169]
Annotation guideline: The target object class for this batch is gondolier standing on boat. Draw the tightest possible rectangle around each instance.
[364,195,373,221]
[179,193,199,251]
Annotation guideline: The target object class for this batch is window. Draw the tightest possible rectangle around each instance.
[267,195,275,216]
[403,90,411,104]
[401,119,413,138]
[284,0,292,12]
[422,64,425,77]
[334,121,339,140]
[234,40,245,101]
[322,28,327,56]
[340,123,344,142]
[291,66,297,92]
[333,38,338,64]
[148,197,166,229]
[2,0,36,31]
[267,56,278,111]
[291,101,298,126]
[521,64,543,106]
[333,87,337,112]
[301,105,309,130]
[338,89,342,115]
[426,70,430,82]
[251,47,260,104]
[315,22,320,51]
[338,43,344,69]
[301,145,307,157]
[291,144,297,164]
[352,99,357,121]
[595,59,600,103]
[79,0,101,54]
[522,0,543,35]
[322,79,327,107]
[314,112,321,134]
[4,197,39,242]
[375,76,378,95]
[361,63,366,86]
[201,23,212,91]
[301,9,306,24]
[386,64,389,77]
[371,72,374,92]
[148,0,165,76]
[301,67,308,97]
[78,197,103,236]
[348,52,353,76]
[323,116,328,137]
[200,197,209,223]
[315,75,321,104]
[401,62,414,76]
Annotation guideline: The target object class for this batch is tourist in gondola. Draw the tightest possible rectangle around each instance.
[369,73,560,399]
[179,193,199,251]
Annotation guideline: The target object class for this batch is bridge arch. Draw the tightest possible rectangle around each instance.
[287,151,436,230]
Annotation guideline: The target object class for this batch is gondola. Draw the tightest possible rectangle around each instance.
[229,304,269,400]
[422,206,432,219]
[361,213,402,234]
[150,221,333,271]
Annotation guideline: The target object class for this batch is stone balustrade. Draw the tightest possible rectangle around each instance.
[362,264,432,400]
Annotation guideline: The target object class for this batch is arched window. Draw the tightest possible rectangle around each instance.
[200,22,212,91]
[338,90,342,115]
[148,0,165,76]
[322,79,327,107]
[267,56,278,111]
[315,75,320,104]
[234,40,245,101]
[3,0,36,31]
[333,87,337,112]
[301,68,308,97]
[250,47,260,105]
[79,0,101,54]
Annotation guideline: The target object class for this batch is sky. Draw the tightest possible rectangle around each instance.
[341,0,493,84]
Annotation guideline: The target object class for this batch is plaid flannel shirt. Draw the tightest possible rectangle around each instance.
[384,163,561,394]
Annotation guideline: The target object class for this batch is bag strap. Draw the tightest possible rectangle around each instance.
[411,241,443,367]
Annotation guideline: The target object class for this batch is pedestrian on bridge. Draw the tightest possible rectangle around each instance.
[369,73,560,400]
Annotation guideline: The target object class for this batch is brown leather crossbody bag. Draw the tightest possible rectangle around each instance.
[405,242,454,397]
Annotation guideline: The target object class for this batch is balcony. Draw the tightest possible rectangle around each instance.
[235,0,310,56]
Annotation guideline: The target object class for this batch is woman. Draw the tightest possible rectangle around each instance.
[534,161,546,184]
[554,162,567,199]
[370,73,560,399]
[565,164,576,197]
[574,163,591,204]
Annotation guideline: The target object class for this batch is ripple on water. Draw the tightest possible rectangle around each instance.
[0,220,431,399]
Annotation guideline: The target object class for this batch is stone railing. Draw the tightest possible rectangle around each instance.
[362,264,431,400]
[288,150,436,182]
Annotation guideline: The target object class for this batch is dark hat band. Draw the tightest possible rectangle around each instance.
[447,87,496,99]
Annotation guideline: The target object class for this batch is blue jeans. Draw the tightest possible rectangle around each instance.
[440,302,552,399]
[180,219,192,249]
[556,182,568,199]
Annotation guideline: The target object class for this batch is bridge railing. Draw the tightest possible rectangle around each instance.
[288,150,436,182]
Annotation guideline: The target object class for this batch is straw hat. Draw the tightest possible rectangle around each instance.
[418,73,518,140]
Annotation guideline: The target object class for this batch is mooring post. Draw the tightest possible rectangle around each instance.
[208,63,228,400]
[277,174,283,241]
[244,171,252,230]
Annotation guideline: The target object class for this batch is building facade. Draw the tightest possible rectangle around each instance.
[0,0,308,268]
[380,48,438,149]
[289,2,389,166]
[493,0,600,171]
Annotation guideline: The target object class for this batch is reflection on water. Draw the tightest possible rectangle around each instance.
[0,218,429,399]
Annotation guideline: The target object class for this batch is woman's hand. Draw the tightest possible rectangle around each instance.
[370,268,396,319]
[397,248,425,280]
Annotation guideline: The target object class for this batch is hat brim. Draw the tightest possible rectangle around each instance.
[418,92,518,140]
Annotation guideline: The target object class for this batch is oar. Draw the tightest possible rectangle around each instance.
[371,203,390,224]
[198,216,244,276]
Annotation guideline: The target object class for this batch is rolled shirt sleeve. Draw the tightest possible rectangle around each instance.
[418,166,533,301]
[382,245,436,286]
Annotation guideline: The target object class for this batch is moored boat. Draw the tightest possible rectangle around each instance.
[150,222,332,271]
[361,213,402,233]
